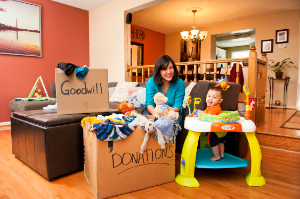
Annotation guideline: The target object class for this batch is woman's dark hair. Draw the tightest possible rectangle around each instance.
[153,55,179,86]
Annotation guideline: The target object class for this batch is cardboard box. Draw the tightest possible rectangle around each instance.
[83,122,175,199]
[55,68,109,115]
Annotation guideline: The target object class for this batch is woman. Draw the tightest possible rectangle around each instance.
[143,55,185,125]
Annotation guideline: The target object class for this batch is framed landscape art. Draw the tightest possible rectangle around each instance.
[0,0,42,57]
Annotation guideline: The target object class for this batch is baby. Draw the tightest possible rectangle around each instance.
[197,87,226,161]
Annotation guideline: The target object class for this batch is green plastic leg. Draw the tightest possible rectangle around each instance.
[245,132,266,186]
[175,130,201,187]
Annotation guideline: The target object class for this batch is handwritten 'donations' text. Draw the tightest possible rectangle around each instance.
[112,145,174,172]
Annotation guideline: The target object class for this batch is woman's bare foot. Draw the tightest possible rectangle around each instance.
[210,155,221,161]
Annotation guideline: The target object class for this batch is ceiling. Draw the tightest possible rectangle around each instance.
[52,0,300,48]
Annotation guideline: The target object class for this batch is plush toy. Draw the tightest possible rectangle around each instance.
[140,120,165,153]
[117,103,137,115]
[154,92,179,120]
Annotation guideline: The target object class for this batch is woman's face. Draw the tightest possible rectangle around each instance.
[160,62,174,82]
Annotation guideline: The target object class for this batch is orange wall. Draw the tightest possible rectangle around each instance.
[131,24,165,65]
[0,0,89,123]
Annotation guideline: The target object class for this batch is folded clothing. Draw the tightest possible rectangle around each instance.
[91,119,134,141]
[76,65,89,79]
[43,103,57,110]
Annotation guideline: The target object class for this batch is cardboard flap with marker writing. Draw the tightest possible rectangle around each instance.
[55,68,109,115]
[83,123,175,199]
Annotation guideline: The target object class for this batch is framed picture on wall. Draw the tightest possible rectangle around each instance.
[276,29,289,44]
[0,0,42,57]
[261,39,273,53]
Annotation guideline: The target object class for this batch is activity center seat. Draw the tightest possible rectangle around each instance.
[175,84,266,187]
[177,81,249,158]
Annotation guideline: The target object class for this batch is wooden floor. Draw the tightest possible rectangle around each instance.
[1,109,300,199]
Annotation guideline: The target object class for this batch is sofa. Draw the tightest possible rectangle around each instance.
[10,80,247,181]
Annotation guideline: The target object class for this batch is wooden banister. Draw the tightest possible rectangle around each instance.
[127,47,266,125]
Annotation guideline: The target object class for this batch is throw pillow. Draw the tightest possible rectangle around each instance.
[128,88,146,108]
[183,82,197,106]
[108,87,116,98]
[109,82,138,102]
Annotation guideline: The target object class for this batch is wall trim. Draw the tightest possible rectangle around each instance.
[0,122,11,126]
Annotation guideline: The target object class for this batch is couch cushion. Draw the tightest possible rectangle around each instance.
[108,82,118,88]
[109,102,145,114]
[136,82,147,88]
[9,100,56,112]
[50,82,56,98]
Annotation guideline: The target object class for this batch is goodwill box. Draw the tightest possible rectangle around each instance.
[55,68,109,115]
[83,122,175,199]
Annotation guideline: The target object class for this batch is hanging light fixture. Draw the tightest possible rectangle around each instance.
[181,9,208,43]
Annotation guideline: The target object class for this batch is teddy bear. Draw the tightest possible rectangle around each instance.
[154,92,179,120]
[140,120,165,153]
[117,103,137,115]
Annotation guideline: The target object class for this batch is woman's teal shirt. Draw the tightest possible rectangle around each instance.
[144,77,185,113]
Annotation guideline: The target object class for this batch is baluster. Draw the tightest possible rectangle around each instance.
[236,62,239,83]
[142,68,145,82]
[130,68,133,82]
[194,64,197,82]
[185,64,188,82]
[204,64,207,81]
[214,63,217,81]
[136,68,138,82]
[225,62,228,79]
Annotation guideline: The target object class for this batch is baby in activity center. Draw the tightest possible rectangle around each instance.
[197,87,226,161]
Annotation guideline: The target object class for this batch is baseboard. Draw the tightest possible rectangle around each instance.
[0,122,11,126]
[266,105,297,109]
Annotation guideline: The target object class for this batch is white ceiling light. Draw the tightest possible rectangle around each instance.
[181,8,208,43]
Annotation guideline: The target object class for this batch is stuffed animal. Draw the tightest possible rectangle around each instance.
[154,92,179,120]
[140,120,165,153]
[117,103,137,115]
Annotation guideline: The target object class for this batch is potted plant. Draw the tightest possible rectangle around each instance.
[268,58,296,79]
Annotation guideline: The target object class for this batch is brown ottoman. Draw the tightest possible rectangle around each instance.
[11,110,86,181]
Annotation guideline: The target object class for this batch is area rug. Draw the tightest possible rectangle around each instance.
[280,111,300,130]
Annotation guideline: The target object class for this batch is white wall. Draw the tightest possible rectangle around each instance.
[89,0,159,82]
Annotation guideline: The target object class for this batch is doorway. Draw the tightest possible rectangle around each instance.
[131,41,144,67]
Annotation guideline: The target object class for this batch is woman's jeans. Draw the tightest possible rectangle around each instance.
[142,109,183,126]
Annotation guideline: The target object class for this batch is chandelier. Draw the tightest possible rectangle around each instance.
[181,9,208,43]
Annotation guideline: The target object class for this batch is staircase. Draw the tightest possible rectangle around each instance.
[256,108,300,153]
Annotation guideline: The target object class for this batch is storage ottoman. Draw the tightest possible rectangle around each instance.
[11,110,87,181]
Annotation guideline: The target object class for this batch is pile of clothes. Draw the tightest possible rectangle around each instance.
[81,113,181,153]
